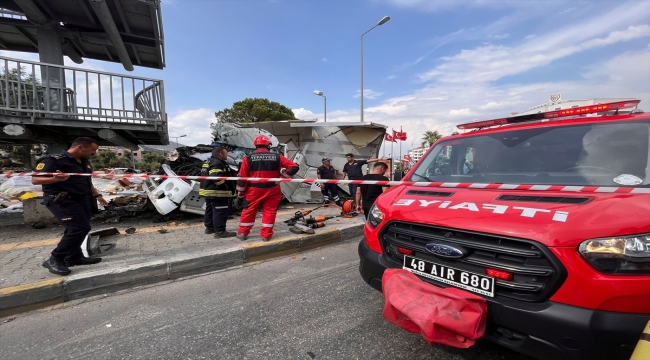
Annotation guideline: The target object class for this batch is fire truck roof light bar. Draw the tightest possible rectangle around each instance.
[456,99,641,130]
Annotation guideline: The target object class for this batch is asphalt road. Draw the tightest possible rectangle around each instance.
[0,238,532,360]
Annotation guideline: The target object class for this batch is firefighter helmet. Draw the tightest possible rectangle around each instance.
[253,135,272,147]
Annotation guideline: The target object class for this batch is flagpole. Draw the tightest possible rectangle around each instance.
[391,129,394,180]
[399,126,402,171]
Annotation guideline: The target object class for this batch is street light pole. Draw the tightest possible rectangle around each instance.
[361,16,390,123]
[313,90,326,122]
[172,134,186,147]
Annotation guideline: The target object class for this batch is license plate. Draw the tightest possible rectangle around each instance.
[403,255,495,297]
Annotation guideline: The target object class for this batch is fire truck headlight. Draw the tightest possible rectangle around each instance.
[579,235,650,274]
[368,204,384,228]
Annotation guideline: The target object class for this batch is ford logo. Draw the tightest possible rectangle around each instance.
[424,243,468,259]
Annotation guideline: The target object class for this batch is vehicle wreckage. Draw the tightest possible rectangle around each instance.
[143,120,387,215]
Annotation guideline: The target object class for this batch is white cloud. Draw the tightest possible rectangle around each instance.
[448,108,476,116]
[394,53,430,71]
[322,57,327,62]
[582,47,650,91]
[385,0,525,13]
[354,89,383,99]
[0,50,108,72]
[317,45,650,156]
[478,101,522,111]
[580,25,650,48]
[386,75,396,80]
[419,11,650,84]
[559,7,576,15]
[167,108,216,146]
[492,34,510,40]
[292,108,316,119]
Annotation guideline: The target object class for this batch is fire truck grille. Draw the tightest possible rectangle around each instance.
[381,221,567,302]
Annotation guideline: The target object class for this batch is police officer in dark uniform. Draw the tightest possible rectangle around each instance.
[317,157,342,206]
[32,137,108,276]
[199,146,237,238]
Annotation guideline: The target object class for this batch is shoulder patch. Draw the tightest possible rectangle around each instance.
[36,163,45,170]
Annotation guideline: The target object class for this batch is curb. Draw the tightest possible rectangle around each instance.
[0,223,364,317]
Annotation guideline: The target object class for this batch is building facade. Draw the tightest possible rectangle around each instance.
[408,145,429,166]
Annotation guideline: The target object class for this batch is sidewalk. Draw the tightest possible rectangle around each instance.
[0,204,364,317]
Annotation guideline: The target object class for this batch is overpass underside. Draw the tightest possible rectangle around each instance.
[0,0,167,149]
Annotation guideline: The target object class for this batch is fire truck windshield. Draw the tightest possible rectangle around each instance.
[412,121,650,187]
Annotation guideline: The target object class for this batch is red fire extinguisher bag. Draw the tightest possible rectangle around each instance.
[382,268,488,348]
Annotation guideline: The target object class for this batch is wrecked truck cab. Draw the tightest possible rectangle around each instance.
[145,121,387,216]
[143,163,194,215]
[234,120,386,203]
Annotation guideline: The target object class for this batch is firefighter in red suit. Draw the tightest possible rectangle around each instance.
[235,135,299,241]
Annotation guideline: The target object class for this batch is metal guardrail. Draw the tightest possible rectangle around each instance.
[0,55,166,129]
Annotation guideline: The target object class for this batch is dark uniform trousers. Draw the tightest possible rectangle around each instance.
[321,183,340,202]
[205,198,231,233]
[348,180,360,200]
[44,197,92,261]
[317,165,340,203]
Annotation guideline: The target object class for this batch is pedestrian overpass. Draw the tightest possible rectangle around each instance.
[0,0,167,151]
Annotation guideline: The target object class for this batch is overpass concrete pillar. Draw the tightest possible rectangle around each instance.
[36,22,65,113]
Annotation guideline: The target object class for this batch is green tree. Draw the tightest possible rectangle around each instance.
[91,150,117,169]
[0,66,39,107]
[421,130,443,148]
[0,145,41,168]
[111,154,132,168]
[140,152,165,173]
[212,98,296,131]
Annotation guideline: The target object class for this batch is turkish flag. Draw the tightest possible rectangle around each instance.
[393,130,407,141]
[404,154,410,160]
[385,133,397,142]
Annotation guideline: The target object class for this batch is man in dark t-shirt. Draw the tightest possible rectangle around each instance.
[342,153,380,198]
[355,162,390,216]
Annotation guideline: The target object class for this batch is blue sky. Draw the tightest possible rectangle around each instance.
[2,0,650,155]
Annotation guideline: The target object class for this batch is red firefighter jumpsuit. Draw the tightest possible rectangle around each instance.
[236,148,299,239]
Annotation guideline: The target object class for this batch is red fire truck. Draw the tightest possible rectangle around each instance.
[358,98,650,359]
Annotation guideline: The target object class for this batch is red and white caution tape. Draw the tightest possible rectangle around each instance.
[2,172,649,194]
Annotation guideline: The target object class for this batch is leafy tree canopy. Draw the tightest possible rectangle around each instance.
[91,150,132,169]
[140,153,166,173]
[0,144,46,168]
[90,150,166,173]
[213,98,297,124]
[1,66,38,83]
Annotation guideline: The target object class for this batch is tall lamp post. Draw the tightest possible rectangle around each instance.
[361,16,390,122]
[172,134,186,147]
[313,90,326,122]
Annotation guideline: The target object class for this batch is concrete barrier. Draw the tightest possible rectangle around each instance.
[22,197,56,223]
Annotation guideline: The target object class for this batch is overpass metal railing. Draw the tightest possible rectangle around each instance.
[0,55,166,130]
